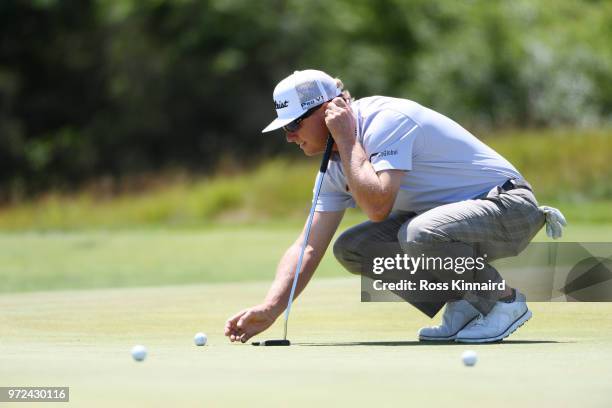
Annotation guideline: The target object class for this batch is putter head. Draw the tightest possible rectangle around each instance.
[252,339,291,346]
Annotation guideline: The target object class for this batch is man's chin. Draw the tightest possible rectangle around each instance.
[303,149,323,157]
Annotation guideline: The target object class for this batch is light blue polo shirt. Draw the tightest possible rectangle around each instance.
[315,96,522,214]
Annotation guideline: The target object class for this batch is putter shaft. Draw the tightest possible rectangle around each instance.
[283,135,334,340]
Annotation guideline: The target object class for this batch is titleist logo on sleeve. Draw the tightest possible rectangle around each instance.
[369,149,398,161]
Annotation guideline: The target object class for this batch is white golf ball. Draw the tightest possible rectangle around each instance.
[131,345,147,362]
[194,332,207,346]
[462,350,478,367]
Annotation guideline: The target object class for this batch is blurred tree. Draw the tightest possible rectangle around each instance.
[0,0,105,198]
[0,0,610,199]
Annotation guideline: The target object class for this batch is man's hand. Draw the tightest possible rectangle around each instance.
[324,97,356,146]
[223,211,343,344]
[224,304,278,343]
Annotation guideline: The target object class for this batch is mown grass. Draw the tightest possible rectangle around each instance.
[0,129,610,230]
[2,282,612,407]
[1,223,609,294]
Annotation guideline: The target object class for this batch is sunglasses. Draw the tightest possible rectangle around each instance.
[282,105,322,133]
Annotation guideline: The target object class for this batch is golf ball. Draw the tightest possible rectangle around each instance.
[194,332,207,346]
[131,345,147,362]
[462,350,478,366]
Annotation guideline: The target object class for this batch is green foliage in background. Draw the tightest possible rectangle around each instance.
[1,0,611,198]
[0,130,609,230]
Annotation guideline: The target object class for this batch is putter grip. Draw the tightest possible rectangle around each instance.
[319,134,334,173]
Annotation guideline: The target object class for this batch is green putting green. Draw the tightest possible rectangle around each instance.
[1,279,611,407]
[1,225,611,405]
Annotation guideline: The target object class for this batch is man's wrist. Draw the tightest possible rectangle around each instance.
[261,301,283,317]
[333,131,356,149]
[334,134,358,159]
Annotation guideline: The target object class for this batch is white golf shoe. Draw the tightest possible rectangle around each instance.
[455,290,532,343]
[418,300,480,341]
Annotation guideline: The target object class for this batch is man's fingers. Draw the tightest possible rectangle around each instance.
[225,310,247,328]
[225,325,241,338]
[228,328,252,343]
[224,316,241,336]
[225,312,247,339]
[332,96,347,107]
[224,317,236,330]
[227,309,248,323]
[225,307,271,343]
[236,311,252,328]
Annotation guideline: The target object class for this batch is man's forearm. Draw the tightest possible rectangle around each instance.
[262,242,323,317]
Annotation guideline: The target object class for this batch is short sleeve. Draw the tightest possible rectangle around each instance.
[314,160,355,212]
[361,109,420,173]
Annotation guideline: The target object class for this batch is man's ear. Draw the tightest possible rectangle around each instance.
[319,102,330,121]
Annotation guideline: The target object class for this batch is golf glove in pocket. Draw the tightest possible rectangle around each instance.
[538,206,567,239]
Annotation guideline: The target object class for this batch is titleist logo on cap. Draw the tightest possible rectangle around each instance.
[275,100,289,109]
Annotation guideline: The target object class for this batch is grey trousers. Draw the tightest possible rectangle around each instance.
[333,182,546,317]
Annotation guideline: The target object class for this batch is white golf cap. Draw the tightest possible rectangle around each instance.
[262,69,342,133]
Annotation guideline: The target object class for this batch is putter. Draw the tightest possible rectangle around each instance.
[253,134,335,347]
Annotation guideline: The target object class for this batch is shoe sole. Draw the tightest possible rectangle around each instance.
[455,309,532,344]
[418,315,479,342]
